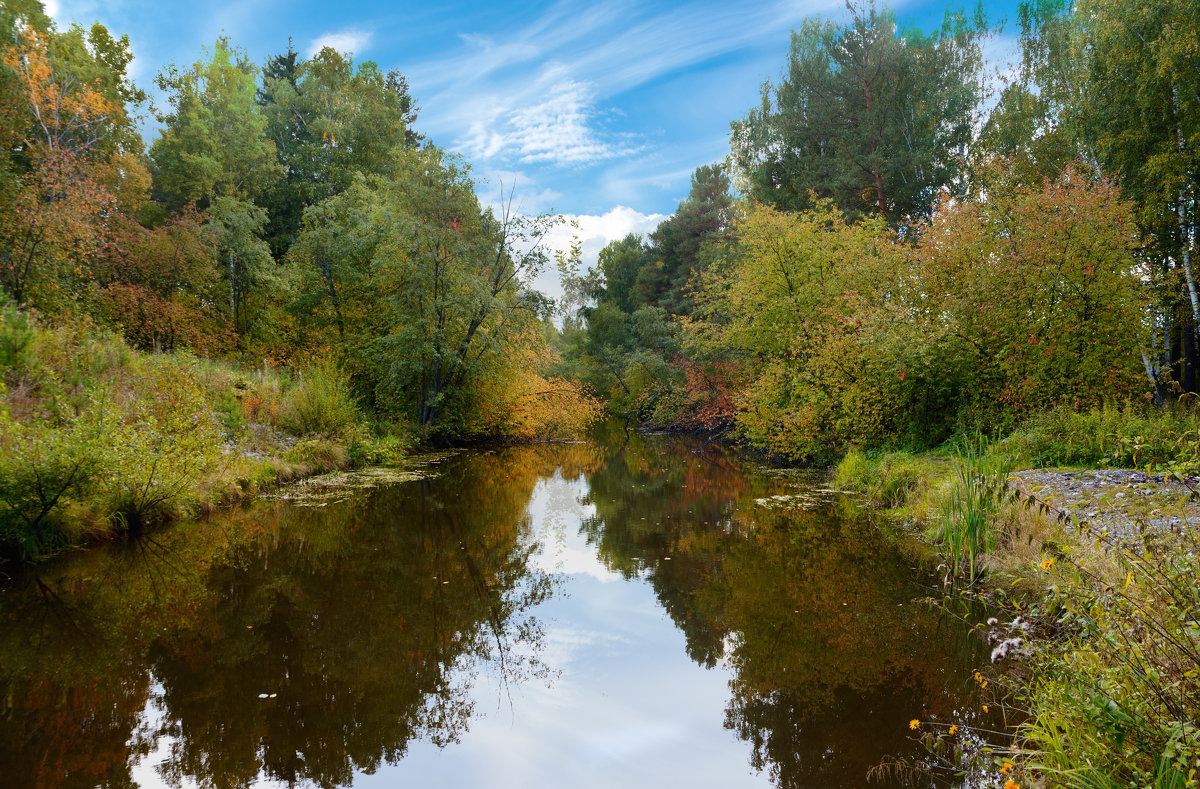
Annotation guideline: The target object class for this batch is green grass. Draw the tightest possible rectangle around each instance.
[1004,401,1200,474]
[928,447,1013,582]
[832,448,945,509]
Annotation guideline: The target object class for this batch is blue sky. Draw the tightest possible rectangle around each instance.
[44,0,1021,290]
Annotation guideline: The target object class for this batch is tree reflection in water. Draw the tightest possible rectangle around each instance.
[0,445,598,788]
[0,434,985,789]
[580,428,989,789]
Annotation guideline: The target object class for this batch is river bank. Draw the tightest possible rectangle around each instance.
[0,318,414,565]
[832,434,1200,787]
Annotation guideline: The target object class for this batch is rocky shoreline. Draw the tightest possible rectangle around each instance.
[1007,469,1200,549]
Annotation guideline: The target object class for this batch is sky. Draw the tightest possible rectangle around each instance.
[42,0,1022,293]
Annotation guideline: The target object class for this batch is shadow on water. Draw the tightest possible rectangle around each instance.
[0,431,991,788]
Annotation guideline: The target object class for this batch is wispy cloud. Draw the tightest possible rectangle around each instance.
[401,0,844,208]
[306,28,373,58]
[461,76,636,167]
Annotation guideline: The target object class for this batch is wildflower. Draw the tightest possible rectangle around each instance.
[1004,781,1019,789]
[982,704,989,713]
[981,680,988,689]
[948,725,958,735]
[1000,761,1014,775]
[1040,557,1055,570]
[909,719,920,730]
[974,671,983,683]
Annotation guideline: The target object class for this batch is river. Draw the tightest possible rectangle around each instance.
[0,428,993,788]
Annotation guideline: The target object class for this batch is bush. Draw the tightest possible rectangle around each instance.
[0,391,113,559]
[1006,401,1200,475]
[277,360,359,438]
[832,448,939,508]
[96,366,222,528]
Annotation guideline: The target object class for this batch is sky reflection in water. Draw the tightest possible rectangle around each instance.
[0,432,989,788]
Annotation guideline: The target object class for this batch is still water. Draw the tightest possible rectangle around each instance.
[0,429,991,788]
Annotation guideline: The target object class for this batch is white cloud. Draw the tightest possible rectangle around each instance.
[529,205,667,301]
[460,76,635,167]
[306,29,373,58]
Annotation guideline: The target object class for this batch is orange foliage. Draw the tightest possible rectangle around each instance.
[0,25,123,307]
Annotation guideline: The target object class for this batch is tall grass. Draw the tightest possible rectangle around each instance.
[1014,526,1200,787]
[277,359,360,438]
[1006,401,1200,474]
[832,448,941,508]
[930,446,1013,581]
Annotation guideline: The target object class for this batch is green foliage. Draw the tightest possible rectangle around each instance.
[277,359,359,438]
[1017,533,1200,787]
[0,391,109,559]
[1006,401,1200,475]
[0,301,33,369]
[731,1,988,223]
[257,44,421,258]
[150,37,280,209]
[930,446,1013,581]
[96,367,222,528]
[832,449,940,508]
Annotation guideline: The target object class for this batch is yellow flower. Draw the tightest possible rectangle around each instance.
[1000,761,1014,775]
[974,671,983,683]
[909,719,920,730]
[1040,557,1055,570]
[981,680,988,689]
[982,704,989,713]
[1004,781,1019,789]
[948,725,958,735]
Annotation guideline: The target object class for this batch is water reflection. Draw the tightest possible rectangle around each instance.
[0,447,592,788]
[578,427,988,787]
[0,433,987,789]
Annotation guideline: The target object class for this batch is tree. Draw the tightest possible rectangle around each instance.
[150,38,280,210]
[95,208,230,353]
[291,146,558,430]
[257,45,421,259]
[150,39,282,343]
[731,2,987,224]
[640,163,733,314]
[0,23,119,308]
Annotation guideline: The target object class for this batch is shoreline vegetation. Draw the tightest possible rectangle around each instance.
[0,307,599,565]
[830,410,1200,788]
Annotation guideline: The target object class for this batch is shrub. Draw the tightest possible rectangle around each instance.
[96,365,223,528]
[277,360,359,438]
[0,391,113,559]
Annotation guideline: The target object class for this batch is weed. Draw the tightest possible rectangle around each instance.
[929,446,1013,581]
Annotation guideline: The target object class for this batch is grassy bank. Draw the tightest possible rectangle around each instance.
[0,307,411,564]
[832,404,1200,787]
